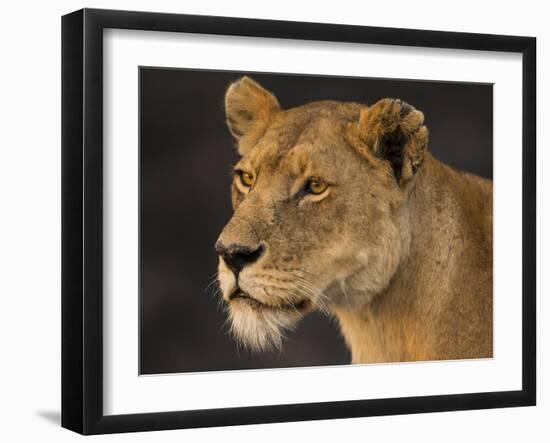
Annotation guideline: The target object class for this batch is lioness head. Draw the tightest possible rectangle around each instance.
[216,76,428,351]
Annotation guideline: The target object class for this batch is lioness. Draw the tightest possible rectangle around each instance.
[215,76,492,363]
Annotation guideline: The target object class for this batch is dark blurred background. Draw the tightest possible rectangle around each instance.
[139,68,492,375]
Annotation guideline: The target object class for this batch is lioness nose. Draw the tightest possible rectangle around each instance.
[215,241,265,275]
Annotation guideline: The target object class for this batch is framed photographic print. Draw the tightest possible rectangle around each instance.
[61,8,536,435]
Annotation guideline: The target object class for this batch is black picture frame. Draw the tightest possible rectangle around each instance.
[61,8,536,435]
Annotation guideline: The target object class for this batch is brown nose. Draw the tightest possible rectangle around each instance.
[215,241,265,276]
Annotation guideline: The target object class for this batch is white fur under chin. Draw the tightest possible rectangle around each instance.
[227,303,300,352]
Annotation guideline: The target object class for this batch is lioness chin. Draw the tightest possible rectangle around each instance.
[215,76,492,363]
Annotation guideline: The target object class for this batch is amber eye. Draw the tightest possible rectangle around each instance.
[238,171,255,188]
[306,177,329,195]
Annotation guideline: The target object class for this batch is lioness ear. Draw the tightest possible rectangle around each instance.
[350,98,429,183]
[225,76,281,155]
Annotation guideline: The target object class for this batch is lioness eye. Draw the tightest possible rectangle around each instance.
[306,177,329,195]
[238,171,255,188]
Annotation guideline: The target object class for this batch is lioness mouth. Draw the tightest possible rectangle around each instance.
[228,288,310,312]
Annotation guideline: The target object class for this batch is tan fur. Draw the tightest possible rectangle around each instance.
[225,77,281,155]
[216,76,492,362]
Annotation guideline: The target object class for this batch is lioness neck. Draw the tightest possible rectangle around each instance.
[332,153,493,363]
